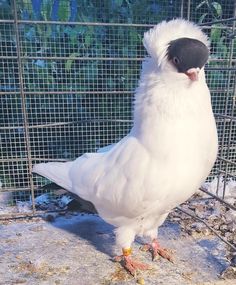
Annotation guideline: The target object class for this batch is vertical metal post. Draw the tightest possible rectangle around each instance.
[12,0,35,212]
[187,0,191,20]
[180,0,184,18]
[216,4,236,198]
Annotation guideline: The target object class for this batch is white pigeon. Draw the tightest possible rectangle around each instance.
[33,19,218,275]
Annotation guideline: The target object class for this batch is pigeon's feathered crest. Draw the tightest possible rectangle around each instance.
[143,18,210,68]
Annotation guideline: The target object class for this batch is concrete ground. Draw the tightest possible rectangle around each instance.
[0,213,235,285]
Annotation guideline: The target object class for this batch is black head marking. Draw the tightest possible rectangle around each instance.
[167,37,209,73]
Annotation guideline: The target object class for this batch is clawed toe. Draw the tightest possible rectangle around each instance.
[141,239,174,262]
[156,247,173,262]
[114,254,150,276]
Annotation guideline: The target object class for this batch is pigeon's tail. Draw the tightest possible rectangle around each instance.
[32,161,74,191]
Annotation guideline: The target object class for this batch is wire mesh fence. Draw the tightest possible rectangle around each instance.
[0,0,235,224]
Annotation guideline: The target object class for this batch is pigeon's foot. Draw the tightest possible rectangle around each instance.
[141,238,174,262]
[114,248,150,276]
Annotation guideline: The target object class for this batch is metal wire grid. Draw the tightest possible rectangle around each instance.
[190,0,235,21]
[0,0,235,217]
[12,0,184,24]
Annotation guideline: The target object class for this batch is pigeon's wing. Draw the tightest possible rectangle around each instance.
[33,136,165,223]
[32,142,116,191]
[69,135,152,220]
[33,161,74,190]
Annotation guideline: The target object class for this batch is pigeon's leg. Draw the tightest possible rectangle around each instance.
[141,226,173,262]
[114,248,150,276]
[114,226,150,276]
[142,238,173,262]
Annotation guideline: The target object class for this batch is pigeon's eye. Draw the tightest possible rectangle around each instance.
[173,57,180,65]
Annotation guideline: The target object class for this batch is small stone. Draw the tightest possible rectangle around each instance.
[192,222,206,233]
[137,277,145,285]
[230,254,236,267]
[171,217,181,222]
[202,228,211,236]
[219,224,228,232]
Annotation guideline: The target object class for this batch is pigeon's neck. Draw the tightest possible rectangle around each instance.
[131,58,210,146]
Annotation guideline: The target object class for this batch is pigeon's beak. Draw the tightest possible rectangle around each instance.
[185,67,200,81]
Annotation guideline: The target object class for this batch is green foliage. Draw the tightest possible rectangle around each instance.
[211,1,222,17]
[65,52,80,72]
[41,0,52,21]
[196,0,222,19]
[58,0,70,21]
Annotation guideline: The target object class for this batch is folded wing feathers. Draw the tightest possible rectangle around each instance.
[32,162,74,191]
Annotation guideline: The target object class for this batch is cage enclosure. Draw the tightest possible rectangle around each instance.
[1,1,236,284]
[0,0,236,258]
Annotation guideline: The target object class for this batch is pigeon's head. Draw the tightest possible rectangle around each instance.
[143,19,210,81]
[167,37,209,81]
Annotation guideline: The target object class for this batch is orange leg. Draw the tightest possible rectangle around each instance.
[114,248,150,276]
[142,239,173,262]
